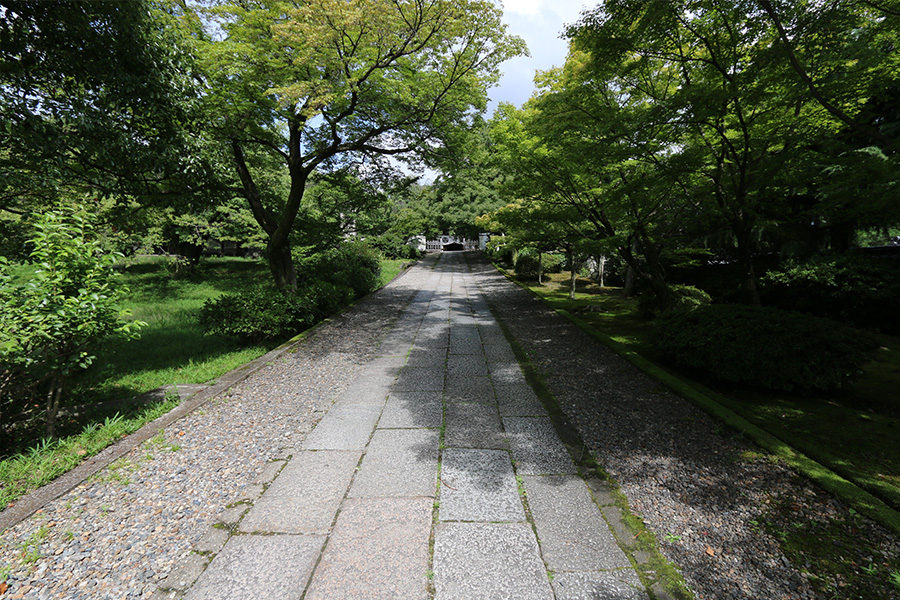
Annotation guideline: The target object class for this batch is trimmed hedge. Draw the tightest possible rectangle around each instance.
[652,304,878,392]
[198,281,353,341]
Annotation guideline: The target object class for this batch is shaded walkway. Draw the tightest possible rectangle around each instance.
[172,251,648,600]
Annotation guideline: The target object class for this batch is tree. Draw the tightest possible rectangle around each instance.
[0,1,214,213]
[187,0,526,292]
[0,211,144,440]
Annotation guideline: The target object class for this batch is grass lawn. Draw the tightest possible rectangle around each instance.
[1,254,411,508]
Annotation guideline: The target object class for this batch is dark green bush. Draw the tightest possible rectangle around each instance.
[303,241,382,298]
[639,284,711,317]
[367,233,423,260]
[198,281,353,341]
[760,254,900,334]
[652,304,878,392]
[514,250,564,280]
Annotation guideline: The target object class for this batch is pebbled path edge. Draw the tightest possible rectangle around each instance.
[0,267,414,534]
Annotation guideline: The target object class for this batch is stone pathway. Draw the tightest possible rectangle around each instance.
[165,252,649,600]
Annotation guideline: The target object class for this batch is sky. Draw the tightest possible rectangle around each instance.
[487,0,593,113]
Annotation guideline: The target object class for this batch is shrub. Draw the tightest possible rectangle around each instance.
[1,211,144,438]
[303,241,383,298]
[514,250,564,281]
[639,284,711,317]
[542,253,565,274]
[652,304,878,392]
[368,234,422,260]
[760,254,900,334]
[198,282,354,342]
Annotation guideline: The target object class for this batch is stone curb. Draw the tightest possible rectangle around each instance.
[0,262,421,535]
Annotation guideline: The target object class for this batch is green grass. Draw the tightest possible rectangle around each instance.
[378,258,409,287]
[0,397,179,509]
[1,254,405,508]
[512,269,900,600]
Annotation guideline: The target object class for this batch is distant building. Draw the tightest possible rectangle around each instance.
[414,235,481,252]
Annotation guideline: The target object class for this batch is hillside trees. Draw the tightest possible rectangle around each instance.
[186,0,526,292]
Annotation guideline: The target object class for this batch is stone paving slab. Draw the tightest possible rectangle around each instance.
[494,383,547,417]
[184,534,324,600]
[523,475,631,571]
[433,522,554,600]
[503,417,577,474]
[379,390,443,428]
[439,448,524,522]
[488,363,527,385]
[483,342,517,365]
[446,354,489,377]
[444,376,495,403]
[239,450,360,534]
[393,367,446,392]
[349,428,439,498]
[304,497,432,600]
[302,403,383,450]
[406,345,449,367]
[444,402,506,449]
[550,570,650,600]
[448,336,483,355]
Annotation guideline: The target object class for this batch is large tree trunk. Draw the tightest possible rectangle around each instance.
[568,247,577,300]
[267,230,298,293]
[733,216,761,305]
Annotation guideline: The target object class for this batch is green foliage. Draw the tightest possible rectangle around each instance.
[760,255,900,334]
[652,304,878,392]
[514,250,565,281]
[302,241,383,299]
[198,281,353,342]
[368,232,423,260]
[639,284,711,318]
[0,395,179,507]
[0,211,145,435]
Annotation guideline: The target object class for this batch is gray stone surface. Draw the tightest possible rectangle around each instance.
[439,448,524,522]
[488,363,527,385]
[444,402,506,449]
[444,376,494,403]
[160,553,208,592]
[349,428,439,497]
[302,403,382,450]
[551,570,650,600]
[304,498,432,600]
[433,522,554,600]
[449,336,483,355]
[483,342,517,365]
[494,383,547,416]
[185,534,324,600]
[193,526,230,554]
[503,417,576,474]
[379,390,443,428]
[240,450,360,534]
[523,475,631,571]
[393,367,446,391]
[446,354,489,377]
[406,345,448,367]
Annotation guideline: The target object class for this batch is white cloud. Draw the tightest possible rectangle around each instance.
[489,1,593,112]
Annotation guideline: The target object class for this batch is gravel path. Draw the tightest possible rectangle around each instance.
[0,258,435,600]
[468,253,900,600]
[2,252,898,600]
